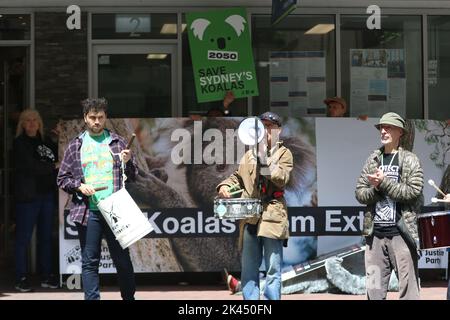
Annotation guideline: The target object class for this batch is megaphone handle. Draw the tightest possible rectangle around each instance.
[254,117,258,147]
[254,117,262,194]
[254,117,259,163]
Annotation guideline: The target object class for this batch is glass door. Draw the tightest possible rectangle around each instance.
[0,46,29,260]
[93,44,177,118]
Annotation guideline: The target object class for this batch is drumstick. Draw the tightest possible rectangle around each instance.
[229,189,244,196]
[431,197,450,203]
[428,179,447,197]
[228,184,241,192]
[126,133,136,149]
[94,186,108,192]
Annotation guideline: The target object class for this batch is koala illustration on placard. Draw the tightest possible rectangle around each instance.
[190,14,247,62]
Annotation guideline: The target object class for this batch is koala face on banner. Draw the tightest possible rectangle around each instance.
[190,14,246,56]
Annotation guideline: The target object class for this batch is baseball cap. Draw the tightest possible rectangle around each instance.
[259,111,282,127]
[324,97,347,110]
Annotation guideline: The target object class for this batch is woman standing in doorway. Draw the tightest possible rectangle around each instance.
[13,109,59,292]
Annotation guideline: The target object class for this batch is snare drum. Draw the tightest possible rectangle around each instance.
[417,211,450,249]
[214,198,262,219]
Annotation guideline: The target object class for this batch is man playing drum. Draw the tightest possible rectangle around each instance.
[217,111,293,300]
[355,112,424,300]
[57,98,138,300]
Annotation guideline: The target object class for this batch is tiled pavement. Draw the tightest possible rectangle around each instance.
[0,281,447,300]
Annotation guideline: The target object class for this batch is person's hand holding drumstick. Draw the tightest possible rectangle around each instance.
[218,183,243,198]
[218,186,231,198]
[120,133,136,163]
[78,183,107,196]
[428,179,450,203]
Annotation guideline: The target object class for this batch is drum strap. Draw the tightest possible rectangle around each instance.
[260,176,267,194]
[260,176,284,201]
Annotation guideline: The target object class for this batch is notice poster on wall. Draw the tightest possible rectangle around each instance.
[269,51,326,117]
[350,49,406,117]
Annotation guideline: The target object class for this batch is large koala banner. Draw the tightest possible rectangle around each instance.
[58,117,449,274]
[186,8,259,102]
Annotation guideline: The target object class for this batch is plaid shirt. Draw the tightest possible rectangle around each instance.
[57,130,138,226]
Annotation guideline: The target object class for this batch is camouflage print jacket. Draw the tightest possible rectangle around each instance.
[355,146,424,249]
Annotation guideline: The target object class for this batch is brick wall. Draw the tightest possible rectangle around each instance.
[35,12,88,127]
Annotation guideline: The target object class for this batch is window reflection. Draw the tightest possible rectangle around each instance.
[0,14,31,40]
[251,15,336,117]
[428,16,450,121]
[341,15,422,118]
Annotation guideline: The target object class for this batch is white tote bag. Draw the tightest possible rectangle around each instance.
[97,157,153,249]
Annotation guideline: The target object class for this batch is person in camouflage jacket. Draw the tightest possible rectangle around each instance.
[355,112,423,300]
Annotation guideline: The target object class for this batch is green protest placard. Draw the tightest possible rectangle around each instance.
[186,8,259,103]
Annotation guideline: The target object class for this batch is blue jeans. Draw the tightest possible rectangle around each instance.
[241,224,283,300]
[75,211,135,300]
[15,193,55,282]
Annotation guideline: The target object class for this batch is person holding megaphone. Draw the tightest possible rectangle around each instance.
[217,111,293,300]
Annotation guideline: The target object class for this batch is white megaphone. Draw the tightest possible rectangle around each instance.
[238,117,265,146]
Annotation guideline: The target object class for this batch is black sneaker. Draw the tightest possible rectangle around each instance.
[41,275,59,289]
[15,277,33,292]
